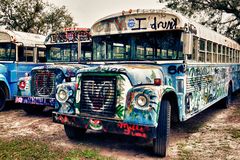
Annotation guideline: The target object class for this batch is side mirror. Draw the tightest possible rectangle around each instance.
[182,33,193,55]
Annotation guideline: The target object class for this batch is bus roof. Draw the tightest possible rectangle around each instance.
[91,9,239,50]
[0,28,46,47]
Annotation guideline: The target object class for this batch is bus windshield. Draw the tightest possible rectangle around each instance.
[45,43,92,63]
[0,43,16,61]
[93,31,183,61]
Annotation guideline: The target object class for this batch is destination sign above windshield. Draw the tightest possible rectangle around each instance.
[46,28,91,43]
[92,13,181,36]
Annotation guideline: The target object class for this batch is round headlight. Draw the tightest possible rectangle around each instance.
[19,80,26,90]
[57,89,68,103]
[136,94,148,107]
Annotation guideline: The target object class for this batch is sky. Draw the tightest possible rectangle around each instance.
[47,0,166,28]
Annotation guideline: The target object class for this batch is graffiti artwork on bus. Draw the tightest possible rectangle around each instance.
[93,13,180,34]
[185,65,240,113]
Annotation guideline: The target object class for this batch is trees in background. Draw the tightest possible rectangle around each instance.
[161,0,240,43]
[0,0,76,34]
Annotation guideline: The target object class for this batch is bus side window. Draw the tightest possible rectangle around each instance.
[18,46,34,62]
[218,45,222,63]
[18,46,24,61]
[207,41,212,63]
[38,49,46,63]
[192,36,198,61]
[213,43,217,63]
[226,47,229,63]
[222,46,226,63]
[199,39,205,62]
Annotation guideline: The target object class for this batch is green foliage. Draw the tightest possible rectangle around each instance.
[0,0,76,34]
[0,138,59,160]
[65,149,113,160]
[0,138,114,160]
[161,0,240,43]
[116,104,124,118]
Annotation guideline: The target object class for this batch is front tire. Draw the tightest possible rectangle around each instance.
[64,125,87,140]
[22,104,45,115]
[0,86,6,111]
[153,99,171,157]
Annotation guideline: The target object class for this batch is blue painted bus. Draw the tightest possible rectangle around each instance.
[0,28,46,111]
[15,28,92,114]
[52,9,240,157]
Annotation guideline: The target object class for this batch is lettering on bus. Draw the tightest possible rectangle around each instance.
[168,65,185,75]
[93,15,179,33]
[131,18,147,30]
[95,17,127,33]
[150,17,178,30]
[117,123,147,138]
[184,23,197,34]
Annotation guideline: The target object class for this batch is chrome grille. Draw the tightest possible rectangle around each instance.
[80,76,117,117]
[31,70,56,97]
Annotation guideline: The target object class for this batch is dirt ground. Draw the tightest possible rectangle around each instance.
[0,96,239,160]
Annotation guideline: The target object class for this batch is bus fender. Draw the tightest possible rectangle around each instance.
[159,86,180,123]
[0,74,11,99]
[55,82,76,114]
[124,85,177,127]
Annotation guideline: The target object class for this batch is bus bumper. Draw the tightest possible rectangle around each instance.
[52,112,157,139]
[15,96,55,107]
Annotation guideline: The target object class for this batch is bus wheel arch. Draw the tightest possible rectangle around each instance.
[0,81,9,111]
[161,91,180,123]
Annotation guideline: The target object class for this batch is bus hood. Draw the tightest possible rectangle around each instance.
[32,64,89,77]
[79,64,164,86]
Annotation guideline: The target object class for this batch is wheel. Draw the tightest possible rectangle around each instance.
[0,86,6,111]
[64,125,87,140]
[153,99,171,157]
[220,85,232,108]
[22,104,45,115]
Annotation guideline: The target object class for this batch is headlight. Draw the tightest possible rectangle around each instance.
[136,94,148,107]
[56,89,69,103]
[19,80,26,90]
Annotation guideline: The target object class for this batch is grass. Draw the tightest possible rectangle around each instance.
[177,143,198,160]
[228,129,240,139]
[0,138,114,160]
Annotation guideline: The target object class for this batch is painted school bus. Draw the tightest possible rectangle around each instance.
[52,9,240,157]
[0,28,46,111]
[15,28,92,114]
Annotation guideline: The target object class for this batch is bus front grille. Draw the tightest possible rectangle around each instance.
[31,70,56,97]
[80,76,117,117]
